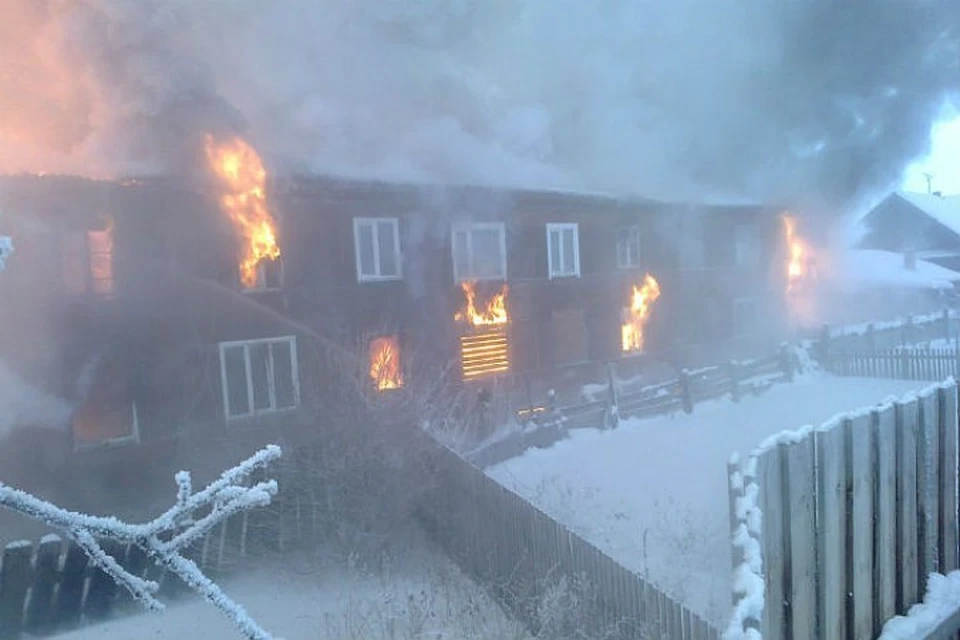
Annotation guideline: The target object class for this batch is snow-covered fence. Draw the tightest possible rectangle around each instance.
[726,379,960,640]
[469,347,797,469]
[419,438,721,640]
[816,308,959,368]
[832,348,960,382]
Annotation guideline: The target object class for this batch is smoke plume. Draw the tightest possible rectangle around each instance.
[1,0,958,208]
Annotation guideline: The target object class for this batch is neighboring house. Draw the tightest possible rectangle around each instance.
[857,191,960,272]
[0,175,791,473]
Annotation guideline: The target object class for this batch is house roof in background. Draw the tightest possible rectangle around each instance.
[837,248,960,293]
[894,191,960,238]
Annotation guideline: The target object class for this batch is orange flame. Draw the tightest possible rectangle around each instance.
[455,281,509,326]
[204,134,280,289]
[621,273,661,353]
[783,214,810,293]
[369,335,403,391]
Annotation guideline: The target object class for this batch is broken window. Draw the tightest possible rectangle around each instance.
[354,218,402,282]
[547,223,580,278]
[218,336,300,420]
[451,223,507,282]
[72,358,138,448]
[59,224,115,297]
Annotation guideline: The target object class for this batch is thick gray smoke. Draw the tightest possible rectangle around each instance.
[2,0,958,208]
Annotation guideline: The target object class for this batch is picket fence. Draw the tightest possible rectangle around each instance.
[726,379,960,640]
[418,435,721,640]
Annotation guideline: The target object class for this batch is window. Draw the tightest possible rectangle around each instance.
[218,336,300,420]
[617,226,642,269]
[547,223,580,278]
[734,225,759,267]
[451,223,507,282]
[72,357,139,449]
[245,258,283,291]
[354,218,402,282]
[60,226,115,297]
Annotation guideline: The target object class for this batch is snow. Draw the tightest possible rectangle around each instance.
[836,249,960,292]
[56,544,530,640]
[828,308,957,338]
[878,571,960,639]
[487,372,926,625]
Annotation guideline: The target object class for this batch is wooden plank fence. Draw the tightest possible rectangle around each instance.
[419,435,721,640]
[0,463,315,639]
[470,345,797,469]
[725,379,960,640]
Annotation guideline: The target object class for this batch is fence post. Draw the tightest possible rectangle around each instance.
[728,361,741,402]
[866,323,876,353]
[819,324,832,371]
[779,343,795,382]
[901,347,911,380]
[679,369,693,414]
[605,363,620,429]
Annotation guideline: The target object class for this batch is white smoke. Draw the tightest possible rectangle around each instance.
[1,0,958,209]
[0,360,71,440]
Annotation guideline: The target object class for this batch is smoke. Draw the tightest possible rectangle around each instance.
[1,0,958,209]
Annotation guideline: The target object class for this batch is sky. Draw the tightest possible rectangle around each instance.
[901,109,960,195]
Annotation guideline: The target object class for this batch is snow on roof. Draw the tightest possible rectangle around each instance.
[896,191,960,238]
[835,249,960,292]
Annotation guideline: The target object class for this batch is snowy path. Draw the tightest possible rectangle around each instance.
[488,373,928,626]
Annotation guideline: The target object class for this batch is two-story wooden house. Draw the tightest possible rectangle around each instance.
[0,173,791,477]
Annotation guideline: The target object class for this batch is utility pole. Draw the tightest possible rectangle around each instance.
[923,172,935,195]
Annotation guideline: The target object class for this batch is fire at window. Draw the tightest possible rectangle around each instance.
[455,281,510,380]
[204,135,281,290]
[783,213,815,294]
[621,273,661,353]
[369,335,404,391]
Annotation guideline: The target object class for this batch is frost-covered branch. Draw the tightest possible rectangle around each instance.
[0,444,283,640]
[0,234,12,271]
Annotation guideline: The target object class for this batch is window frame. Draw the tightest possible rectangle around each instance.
[450,222,508,283]
[73,402,141,452]
[218,336,301,421]
[546,222,581,279]
[734,224,759,267]
[354,217,403,283]
[243,258,284,293]
[616,225,643,270]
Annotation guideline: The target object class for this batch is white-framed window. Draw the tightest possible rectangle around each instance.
[734,224,759,267]
[218,336,300,420]
[547,223,580,278]
[245,258,283,292]
[451,222,507,282]
[616,226,642,269]
[354,218,402,282]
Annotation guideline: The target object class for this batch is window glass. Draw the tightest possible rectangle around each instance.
[223,345,249,417]
[272,341,296,408]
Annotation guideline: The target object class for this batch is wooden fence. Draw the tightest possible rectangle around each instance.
[725,379,960,640]
[469,346,796,468]
[418,435,721,640]
[0,464,313,639]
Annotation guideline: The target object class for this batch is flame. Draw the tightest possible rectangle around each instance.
[369,335,403,391]
[621,273,661,353]
[783,214,810,293]
[455,281,509,326]
[204,134,280,289]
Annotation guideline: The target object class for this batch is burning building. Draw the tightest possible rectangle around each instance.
[454,281,510,380]
[621,274,661,354]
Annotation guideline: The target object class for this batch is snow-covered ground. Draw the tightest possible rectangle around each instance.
[59,541,529,640]
[487,372,928,626]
